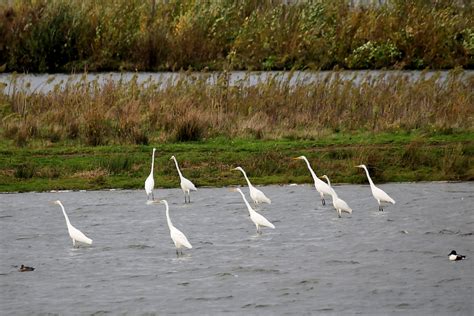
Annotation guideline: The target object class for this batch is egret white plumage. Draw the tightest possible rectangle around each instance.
[145,148,156,200]
[294,156,332,206]
[321,175,352,218]
[233,188,275,234]
[54,200,92,247]
[170,155,197,203]
[356,164,395,211]
[154,200,192,256]
[233,166,271,205]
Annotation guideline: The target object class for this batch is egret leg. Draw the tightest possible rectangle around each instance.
[322,198,326,206]
[188,193,191,203]
[72,239,76,247]
[152,192,154,200]
[379,205,383,212]
[176,249,179,257]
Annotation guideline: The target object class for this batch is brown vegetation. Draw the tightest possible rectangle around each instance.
[0,0,472,72]
[1,70,472,146]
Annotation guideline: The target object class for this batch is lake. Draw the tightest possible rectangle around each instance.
[1,182,473,314]
[1,70,472,95]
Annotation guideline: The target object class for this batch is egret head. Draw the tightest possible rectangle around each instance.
[229,188,242,194]
[356,164,366,169]
[53,200,61,205]
[321,175,329,181]
[233,166,243,172]
[170,155,175,160]
[151,199,168,206]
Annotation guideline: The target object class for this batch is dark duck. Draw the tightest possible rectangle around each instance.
[18,264,35,272]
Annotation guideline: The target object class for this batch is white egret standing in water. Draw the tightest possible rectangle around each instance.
[233,166,271,205]
[154,200,192,256]
[170,155,197,203]
[145,148,156,200]
[233,188,275,234]
[294,156,332,206]
[54,200,92,247]
[356,164,395,211]
[321,175,352,218]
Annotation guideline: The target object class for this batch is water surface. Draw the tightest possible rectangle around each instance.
[1,183,473,314]
[1,70,472,95]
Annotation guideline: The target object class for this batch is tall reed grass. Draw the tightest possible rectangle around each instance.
[0,0,472,72]
[1,70,472,146]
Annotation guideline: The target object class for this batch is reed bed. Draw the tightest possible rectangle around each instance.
[1,70,473,147]
[1,0,473,72]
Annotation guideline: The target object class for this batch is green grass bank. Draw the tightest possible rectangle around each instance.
[1,132,472,193]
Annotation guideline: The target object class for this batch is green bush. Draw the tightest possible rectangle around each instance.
[346,41,402,69]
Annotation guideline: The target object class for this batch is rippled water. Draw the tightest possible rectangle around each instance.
[1,70,472,95]
[1,183,473,314]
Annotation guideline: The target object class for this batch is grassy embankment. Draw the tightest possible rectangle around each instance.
[1,0,473,72]
[0,70,472,192]
[0,132,473,193]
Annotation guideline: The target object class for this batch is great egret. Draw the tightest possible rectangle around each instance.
[54,200,93,247]
[18,265,34,272]
[294,156,332,206]
[233,188,275,234]
[321,175,352,218]
[448,250,466,261]
[170,155,197,203]
[154,200,192,256]
[356,164,395,211]
[145,148,156,200]
[233,166,271,205]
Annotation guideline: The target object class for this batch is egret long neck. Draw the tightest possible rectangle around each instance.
[362,166,375,187]
[164,202,173,229]
[239,169,253,188]
[325,178,337,199]
[58,202,71,227]
[150,151,155,175]
[172,158,183,179]
[238,191,253,214]
[303,158,318,182]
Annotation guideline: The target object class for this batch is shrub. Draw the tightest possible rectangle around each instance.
[14,163,36,179]
[346,41,402,69]
[174,111,207,142]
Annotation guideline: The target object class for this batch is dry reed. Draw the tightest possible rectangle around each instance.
[1,70,472,146]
